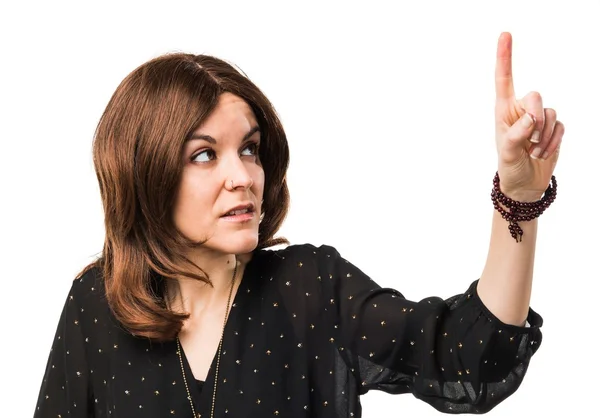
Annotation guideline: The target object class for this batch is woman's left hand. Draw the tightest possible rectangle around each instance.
[494,32,565,202]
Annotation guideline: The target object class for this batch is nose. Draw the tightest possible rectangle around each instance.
[224,155,254,191]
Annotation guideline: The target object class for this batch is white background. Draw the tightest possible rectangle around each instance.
[1,0,598,416]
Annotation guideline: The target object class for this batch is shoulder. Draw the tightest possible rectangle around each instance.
[65,264,111,322]
[71,264,106,299]
[257,243,341,265]
[253,243,345,286]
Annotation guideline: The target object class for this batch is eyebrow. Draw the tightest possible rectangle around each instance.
[187,126,261,144]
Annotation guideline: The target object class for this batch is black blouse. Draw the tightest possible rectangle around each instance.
[33,244,543,417]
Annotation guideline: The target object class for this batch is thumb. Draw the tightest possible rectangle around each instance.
[504,111,536,149]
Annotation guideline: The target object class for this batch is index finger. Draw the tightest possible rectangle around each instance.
[495,32,515,101]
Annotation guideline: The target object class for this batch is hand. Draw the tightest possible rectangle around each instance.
[494,32,565,202]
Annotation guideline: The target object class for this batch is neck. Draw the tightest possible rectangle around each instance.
[166,250,251,319]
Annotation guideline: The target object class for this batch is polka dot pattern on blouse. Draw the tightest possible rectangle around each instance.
[34,244,543,417]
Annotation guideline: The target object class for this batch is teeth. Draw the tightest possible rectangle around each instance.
[227,208,249,216]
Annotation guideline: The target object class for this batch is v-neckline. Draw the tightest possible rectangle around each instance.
[177,251,260,415]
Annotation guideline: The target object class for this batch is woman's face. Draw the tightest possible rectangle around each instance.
[172,92,265,256]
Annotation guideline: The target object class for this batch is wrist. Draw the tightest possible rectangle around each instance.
[491,172,557,243]
[499,184,543,203]
[501,190,543,202]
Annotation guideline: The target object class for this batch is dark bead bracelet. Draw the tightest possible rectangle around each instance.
[491,171,557,242]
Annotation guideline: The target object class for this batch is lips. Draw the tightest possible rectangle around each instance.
[222,203,255,217]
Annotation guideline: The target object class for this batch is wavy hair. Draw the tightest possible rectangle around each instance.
[78,53,290,341]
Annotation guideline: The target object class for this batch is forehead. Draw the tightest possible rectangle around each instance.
[195,93,258,136]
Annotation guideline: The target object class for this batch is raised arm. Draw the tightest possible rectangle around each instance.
[314,244,543,414]
[477,32,563,326]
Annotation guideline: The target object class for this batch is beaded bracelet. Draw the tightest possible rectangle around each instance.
[491,171,557,242]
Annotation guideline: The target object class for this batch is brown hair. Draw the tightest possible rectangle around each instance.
[78,53,290,341]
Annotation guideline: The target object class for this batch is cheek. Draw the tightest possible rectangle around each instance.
[252,166,265,198]
[172,174,214,226]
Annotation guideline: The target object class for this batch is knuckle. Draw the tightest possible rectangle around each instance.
[525,90,543,102]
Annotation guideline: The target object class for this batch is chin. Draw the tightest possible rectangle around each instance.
[211,230,260,256]
[232,236,259,255]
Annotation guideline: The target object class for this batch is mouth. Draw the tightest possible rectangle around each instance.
[221,203,256,219]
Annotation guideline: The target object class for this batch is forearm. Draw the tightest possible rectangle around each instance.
[477,208,537,326]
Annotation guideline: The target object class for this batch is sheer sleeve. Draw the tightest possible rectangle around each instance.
[34,278,93,417]
[317,245,543,414]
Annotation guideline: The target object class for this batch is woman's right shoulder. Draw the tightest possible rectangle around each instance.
[67,263,109,314]
[73,263,104,288]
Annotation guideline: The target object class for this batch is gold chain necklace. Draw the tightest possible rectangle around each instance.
[166,260,238,418]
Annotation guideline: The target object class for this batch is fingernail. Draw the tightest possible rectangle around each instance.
[530,130,540,143]
[542,151,549,160]
[530,147,542,159]
[521,113,535,128]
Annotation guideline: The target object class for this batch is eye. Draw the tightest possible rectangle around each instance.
[241,142,259,156]
[191,149,216,163]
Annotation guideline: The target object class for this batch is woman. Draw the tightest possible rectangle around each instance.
[33,32,562,417]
